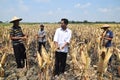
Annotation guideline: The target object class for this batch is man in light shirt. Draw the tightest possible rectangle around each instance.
[37,24,47,55]
[53,18,72,76]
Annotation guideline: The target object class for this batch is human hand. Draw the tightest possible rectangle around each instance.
[20,36,27,40]
[60,46,64,50]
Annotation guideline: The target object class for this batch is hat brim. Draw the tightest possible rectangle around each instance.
[10,18,22,23]
[101,26,110,29]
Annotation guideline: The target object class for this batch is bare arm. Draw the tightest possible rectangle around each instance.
[61,42,69,49]
[38,35,45,38]
[104,37,112,40]
[54,41,59,49]
[10,35,27,40]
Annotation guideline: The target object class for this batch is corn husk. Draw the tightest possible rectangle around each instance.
[41,46,51,65]
[118,66,120,76]
[97,47,113,80]
[80,49,87,66]
[47,38,54,50]
[0,64,4,77]
[80,45,91,80]
[98,47,106,61]
[0,50,2,54]
[103,47,113,72]
[70,49,78,64]
[97,54,104,73]
[37,51,43,69]
[70,47,83,70]
[0,53,7,67]
[80,45,91,69]
[85,54,91,69]
[100,31,106,48]
[114,47,120,60]
[45,66,50,80]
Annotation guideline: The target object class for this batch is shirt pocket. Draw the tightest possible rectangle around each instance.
[64,34,69,42]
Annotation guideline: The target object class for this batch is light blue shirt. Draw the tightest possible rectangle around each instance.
[54,27,72,53]
[38,30,46,42]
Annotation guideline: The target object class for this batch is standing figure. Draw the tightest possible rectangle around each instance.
[10,16,27,68]
[37,24,47,55]
[100,24,113,49]
[100,24,114,75]
[53,18,72,76]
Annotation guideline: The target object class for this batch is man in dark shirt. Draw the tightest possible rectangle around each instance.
[101,24,116,75]
[101,24,113,48]
[10,16,27,68]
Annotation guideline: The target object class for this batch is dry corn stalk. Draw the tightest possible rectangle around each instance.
[0,64,4,77]
[0,47,8,78]
[70,48,79,66]
[37,51,43,69]
[97,51,105,80]
[0,53,7,67]
[114,47,120,60]
[45,65,50,80]
[97,47,107,80]
[47,37,55,58]
[40,46,52,80]
[97,42,101,60]
[118,66,120,76]
[80,46,86,65]
[47,37,56,74]
[98,47,106,61]
[24,35,31,69]
[41,46,51,65]
[80,44,91,69]
[100,30,107,48]
[79,44,91,80]
[97,51,105,74]
[103,47,113,72]
[97,47,113,80]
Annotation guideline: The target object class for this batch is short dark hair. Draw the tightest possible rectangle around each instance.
[61,18,68,25]
[40,24,44,27]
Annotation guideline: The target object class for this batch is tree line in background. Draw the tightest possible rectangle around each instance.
[68,20,120,24]
[0,20,120,24]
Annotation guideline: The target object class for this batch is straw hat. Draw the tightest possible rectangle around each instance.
[10,16,22,23]
[101,24,110,29]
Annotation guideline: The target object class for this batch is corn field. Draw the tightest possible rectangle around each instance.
[0,23,120,80]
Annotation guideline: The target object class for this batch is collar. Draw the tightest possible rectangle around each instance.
[13,26,20,29]
[60,27,68,32]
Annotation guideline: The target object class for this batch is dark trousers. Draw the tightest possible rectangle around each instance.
[54,51,67,76]
[38,42,46,55]
[13,43,26,68]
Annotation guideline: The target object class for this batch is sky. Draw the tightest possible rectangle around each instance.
[0,0,120,22]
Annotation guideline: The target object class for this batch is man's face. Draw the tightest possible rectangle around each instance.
[103,28,108,31]
[40,26,44,31]
[61,20,67,29]
[13,21,19,26]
